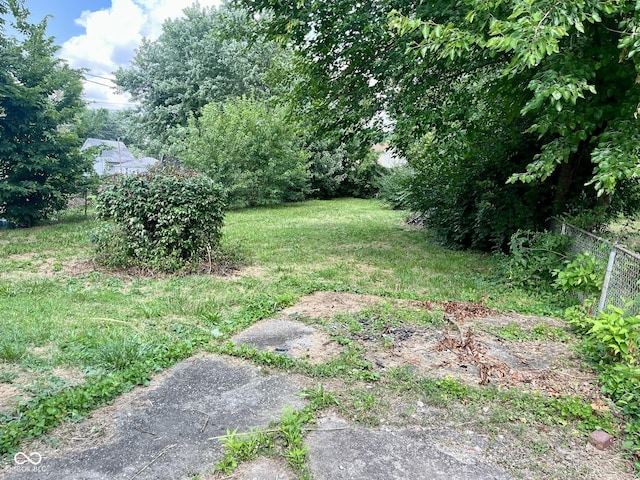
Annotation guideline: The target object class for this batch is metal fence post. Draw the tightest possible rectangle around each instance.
[599,247,617,312]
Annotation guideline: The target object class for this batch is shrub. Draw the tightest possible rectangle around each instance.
[377,165,413,210]
[93,166,226,272]
[589,306,640,365]
[176,96,311,208]
[553,252,605,299]
[507,230,572,288]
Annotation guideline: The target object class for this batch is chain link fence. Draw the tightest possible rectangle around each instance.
[550,219,640,312]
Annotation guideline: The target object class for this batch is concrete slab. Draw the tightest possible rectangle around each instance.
[232,319,316,351]
[200,457,294,480]
[3,355,305,480]
[231,319,342,363]
[306,416,510,480]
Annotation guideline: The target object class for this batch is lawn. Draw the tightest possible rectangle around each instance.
[0,198,565,456]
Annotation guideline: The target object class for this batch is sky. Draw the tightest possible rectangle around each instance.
[22,0,222,109]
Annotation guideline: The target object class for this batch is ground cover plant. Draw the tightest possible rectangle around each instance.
[0,198,634,478]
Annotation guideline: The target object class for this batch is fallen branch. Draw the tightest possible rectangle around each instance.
[190,409,210,433]
[129,444,176,480]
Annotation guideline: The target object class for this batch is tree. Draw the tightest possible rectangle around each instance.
[77,108,132,143]
[0,0,90,226]
[390,0,640,213]
[114,3,284,157]
[174,96,311,207]
[240,0,640,249]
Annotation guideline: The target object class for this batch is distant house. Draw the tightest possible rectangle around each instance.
[81,138,158,176]
[373,143,406,168]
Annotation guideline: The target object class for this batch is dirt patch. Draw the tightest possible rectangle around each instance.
[236,294,600,403]
[279,291,384,320]
[0,365,86,416]
[62,259,98,277]
[3,253,249,283]
[223,264,270,281]
[242,294,599,401]
[50,367,85,386]
[1,253,97,280]
[364,327,600,399]
[0,383,21,412]
[424,300,493,321]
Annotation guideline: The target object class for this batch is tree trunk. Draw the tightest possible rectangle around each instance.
[553,156,579,215]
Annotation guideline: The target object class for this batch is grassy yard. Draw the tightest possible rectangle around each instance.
[0,198,567,457]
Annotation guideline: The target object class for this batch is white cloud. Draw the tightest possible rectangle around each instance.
[60,0,221,109]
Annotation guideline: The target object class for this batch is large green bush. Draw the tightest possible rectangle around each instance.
[93,167,226,272]
[403,128,553,251]
[176,96,311,208]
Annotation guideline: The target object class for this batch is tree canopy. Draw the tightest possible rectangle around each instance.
[114,3,285,157]
[0,0,89,226]
[390,0,640,207]
[175,95,311,207]
[238,0,640,248]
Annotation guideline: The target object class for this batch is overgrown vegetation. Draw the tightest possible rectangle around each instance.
[0,199,568,460]
[93,166,226,272]
[175,96,311,208]
[553,252,605,299]
[565,303,640,468]
[493,222,640,467]
[506,230,572,289]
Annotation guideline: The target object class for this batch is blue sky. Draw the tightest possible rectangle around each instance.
[25,1,111,44]
[15,0,221,109]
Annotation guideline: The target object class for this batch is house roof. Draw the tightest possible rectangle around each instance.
[81,138,137,165]
[81,138,160,176]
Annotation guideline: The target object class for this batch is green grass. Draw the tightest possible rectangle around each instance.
[0,198,566,455]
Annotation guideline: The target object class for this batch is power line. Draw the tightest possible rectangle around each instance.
[83,78,117,88]
[84,99,138,106]
[84,72,116,81]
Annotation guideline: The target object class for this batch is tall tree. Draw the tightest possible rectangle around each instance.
[114,3,284,157]
[390,0,640,212]
[239,0,640,248]
[0,0,89,226]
